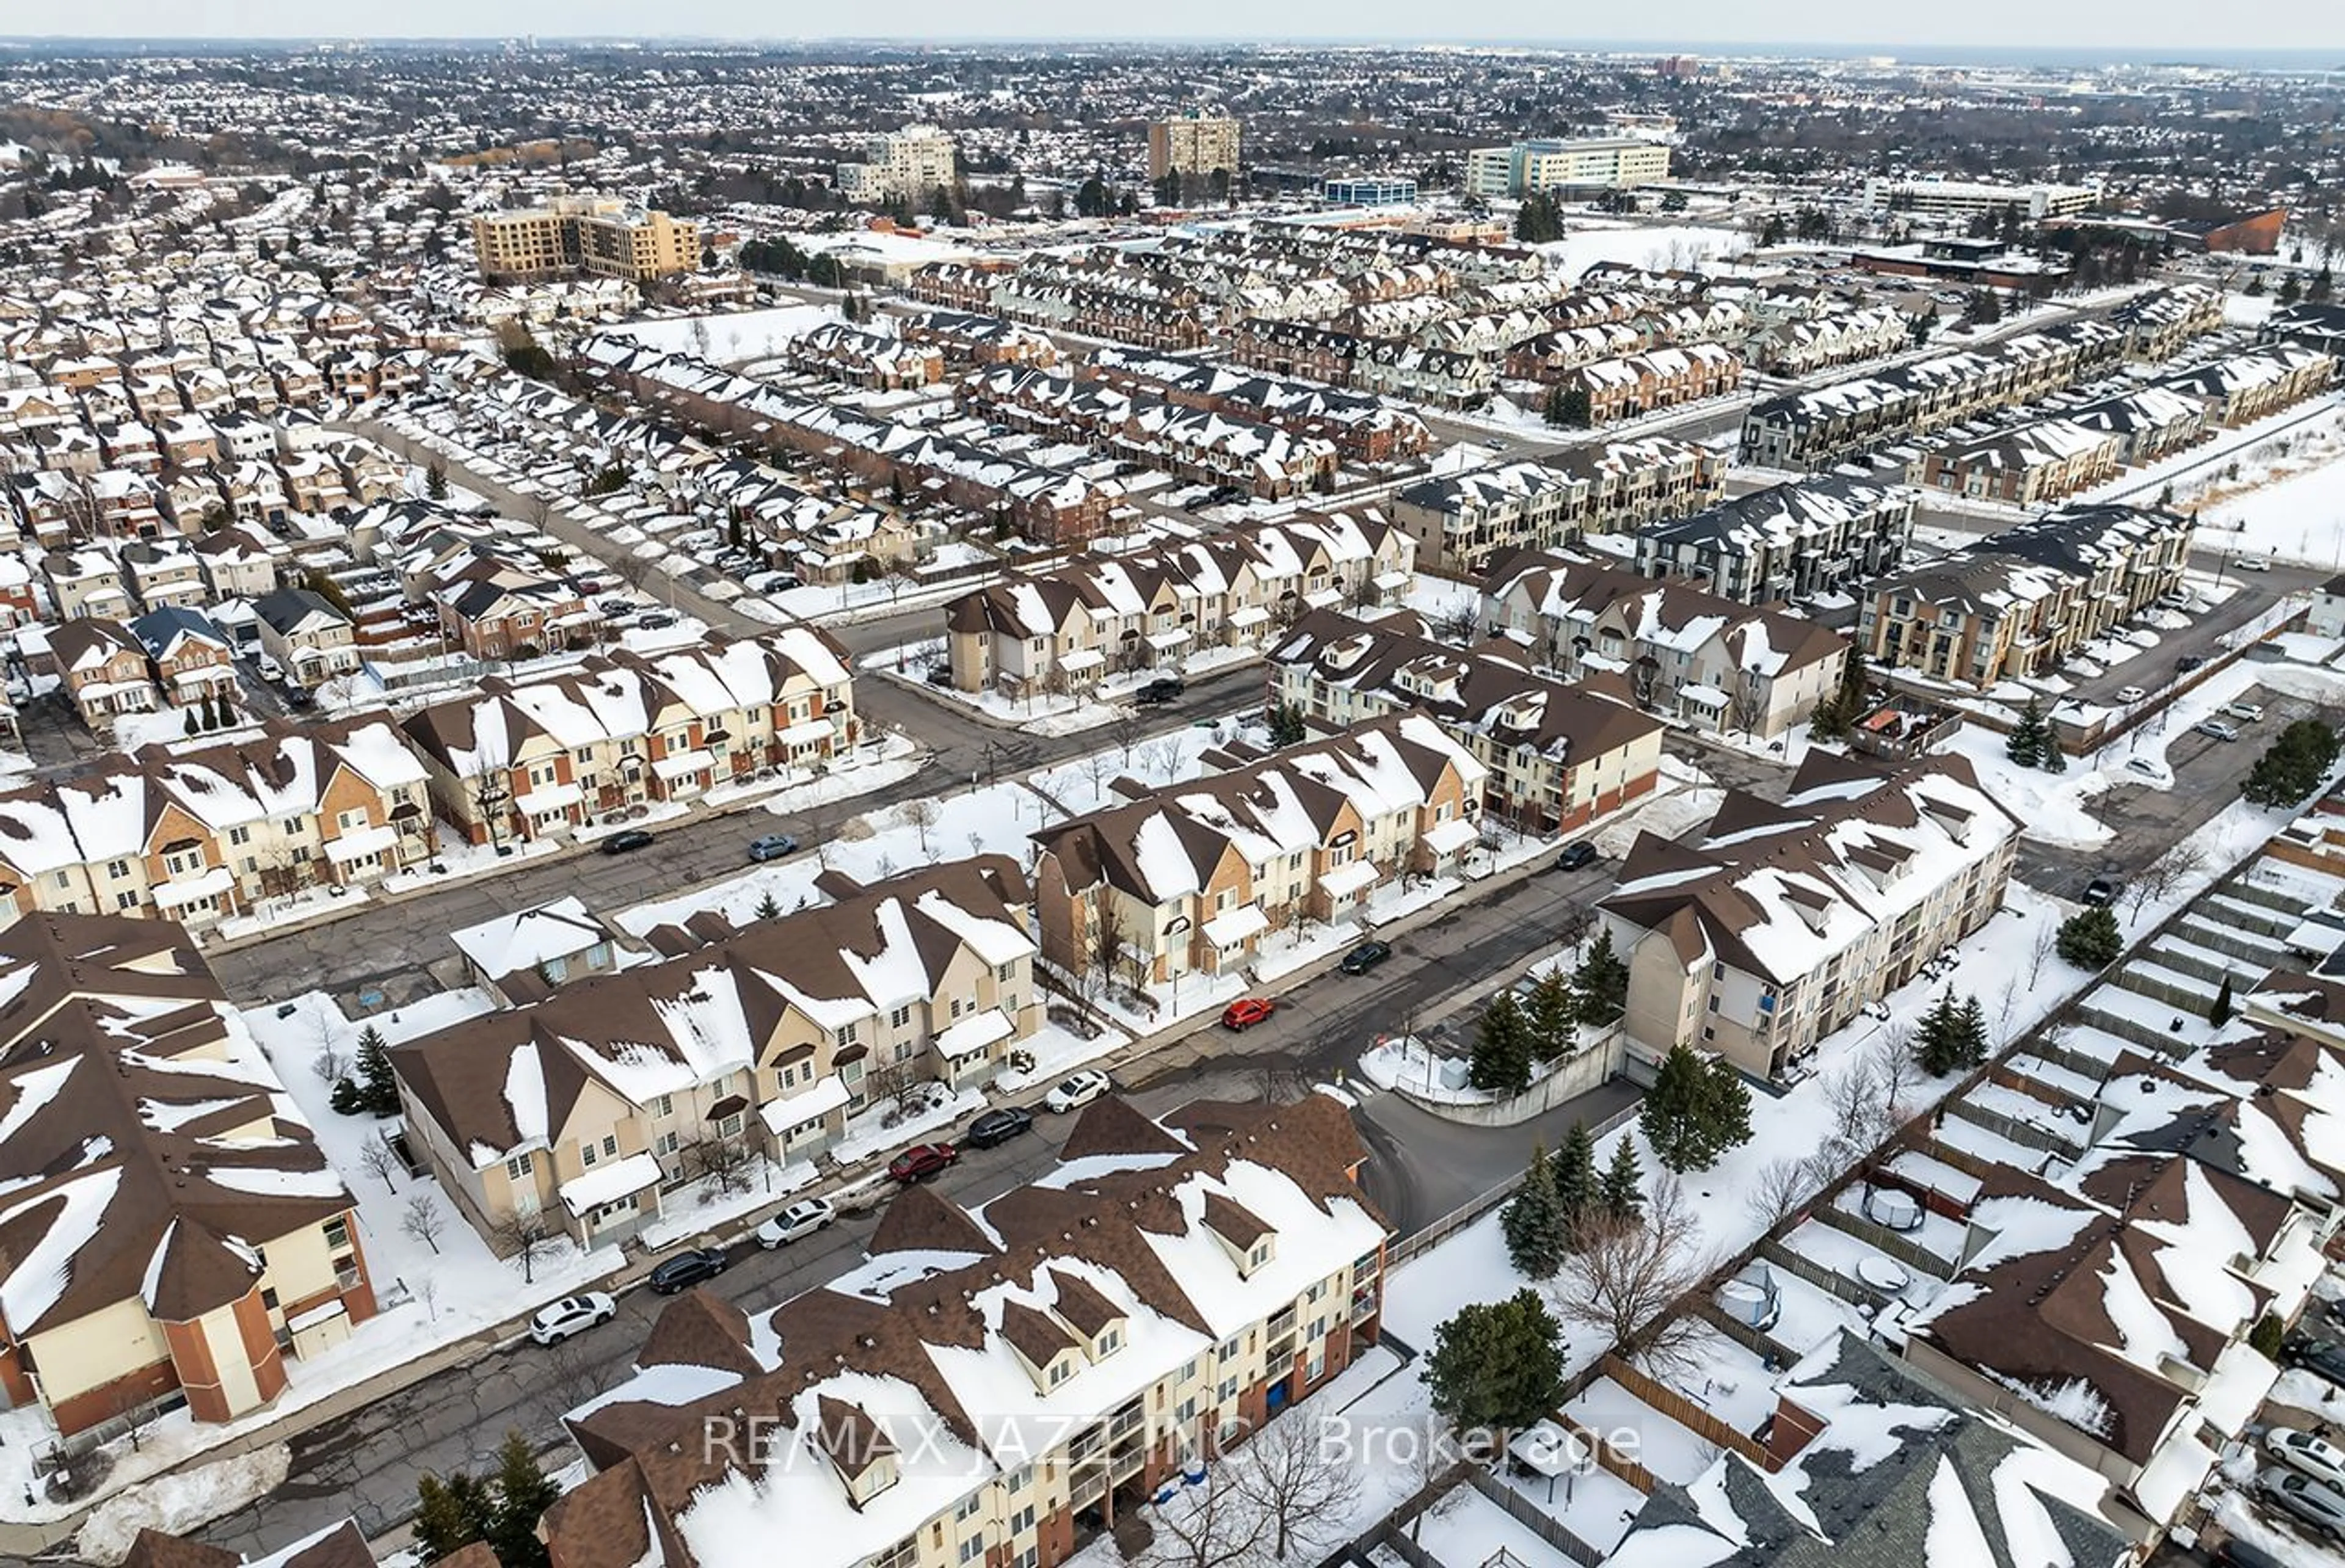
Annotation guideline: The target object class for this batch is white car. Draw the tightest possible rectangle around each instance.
[1044,1070,1112,1113]
[528,1291,616,1345]
[2125,755,2173,786]
[2114,686,2147,704]
[2239,555,2272,572]
[2225,702,2266,722]
[755,1197,836,1249]
[2270,1428,2345,1492]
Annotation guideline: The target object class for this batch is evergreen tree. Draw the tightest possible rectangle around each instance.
[754,890,782,921]
[1557,383,1593,428]
[2244,720,2341,808]
[182,706,200,737]
[1642,1043,1752,1172]
[1913,991,1962,1075]
[1525,969,1577,1061]
[425,460,448,501]
[1499,1142,1569,1278]
[1469,990,1533,1096]
[1807,690,1847,741]
[2041,728,2067,774]
[355,1025,399,1116]
[2210,974,2235,1026]
[487,1430,561,1568]
[329,1075,365,1117]
[1552,1120,1597,1239]
[1598,1137,1644,1224]
[1571,929,1628,1026]
[413,1472,495,1563]
[2056,906,2123,969]
[1423,1290,1565,1432]
[2006,696,2047,768]
[1955,994,1991,1069]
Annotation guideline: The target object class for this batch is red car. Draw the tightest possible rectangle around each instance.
[1221,998,1276,1031]
[888,1143,959,1183]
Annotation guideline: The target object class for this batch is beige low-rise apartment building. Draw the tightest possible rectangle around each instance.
[1480,553,1851,740]
[473,197,702,285]
[1149,112,1242,180]
[1855,503,2193,689]
[0,716,438,930]
[392,858,1039,1249]
[838,125,958,206]
[1385,440,1725,578]
[1032,714,1485,990]
[401,628,854,846]
[1268,609,1667,835]
[943,512,1412,700]
[0,913,377,1435]
[1599,750,2020,1080]
[539,1092,1391,1568]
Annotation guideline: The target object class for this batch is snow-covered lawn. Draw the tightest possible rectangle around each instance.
[2195,405,2345,568]
[602,303,843,365]
[881,645,1262,737]
[1401,1481,1579,1568]
[1533,223,1747,281]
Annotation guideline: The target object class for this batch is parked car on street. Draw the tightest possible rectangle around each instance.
[528,1291,616,1345]
[888,1144,958,1183]
[1044,1070,1111,1112]
[1221,998,1276,1030]
[2197,719,2242,742]
[1555,841,1600,871]
[2114,686,2147,704]
[1133,676,1186,705]
[647,1247,729,1294]
[2269,1429,2345,1492]
[2259,1466,2345,1540]
[2082,877,2121,907]
[1339,939,1393,975]
[2225,702,2266,722]
[754,1197,835,1248]
[602,829,656,854]
[2284,1334,2345,1390]
[2125,756,2173,785]
[2239,556,2272,572]
[747,833,799,862]
[965,1106,1033,1149]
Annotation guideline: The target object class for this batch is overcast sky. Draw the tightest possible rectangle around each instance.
[23,2,2345,50]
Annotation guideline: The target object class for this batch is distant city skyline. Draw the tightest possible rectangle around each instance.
[24,2,2345,53]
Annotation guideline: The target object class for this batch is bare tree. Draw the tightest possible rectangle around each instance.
[2128,839,2209,918]
[2024,925,2059,990]
[416,1271,441,1322]
[535,1333,619,1427]
[1109,708,1144,766]
[311,1044,351,1087]
[901,797,942,852]
[1232,1414,1362,1562]
[358,1136,402,1190]
[401,1192,447,1255]
[1138,1460,1272,1568]
[1141,736,1188,785]
[1548,1177,1713,1382]
[1092,895,1132,998]
[1743,1155,1831,1232]
[494,1212,560,1284]
[689,1134,757,1196]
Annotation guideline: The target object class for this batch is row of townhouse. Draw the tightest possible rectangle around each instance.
[0,715,437,929]
[780,322,947,391]
[1031,713,1486,989]
[1743,304,1912,376]
[942,511,1412,700]
[1632,473,1917,605]
[2106,280,2227,361]
[1739,319,2129,469]
[1600,749,2021,1079]
[1267,609,1667,834]
[893,307,1062,369]
[537,1092,1391,1568]
[955,367,1339,499]
[399,626,857,846]
[1219,319,1500,409]
[2150,339,2335,428]
[392,857,1040,1251]
[2057,382,2212,467]
[3,432,409,543]
[575,338,1119,546]
[1383,439,1726,578]
[0,913,380,1436]
[1912,414,2126,505]
[1562,342,1745,424]
[1078,346,1434,464]
[1856,503,2194,689]
[1480,551,1853,739]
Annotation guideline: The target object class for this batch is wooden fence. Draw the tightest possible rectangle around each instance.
[1463,1465,1606,1567]
[1599,1354,1780,1475]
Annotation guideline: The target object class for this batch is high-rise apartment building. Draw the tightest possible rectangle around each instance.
[837,124,959,206]
[1463,137,1672,198]
[470,196,701,283]
[1148,112,1242,180]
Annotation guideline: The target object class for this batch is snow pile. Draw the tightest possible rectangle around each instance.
[1983,1371,2115,1439]
[76,1443,291,1565]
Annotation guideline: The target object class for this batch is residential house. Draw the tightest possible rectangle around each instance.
[130,606,240,709]
[1598,750,2020,1078]
[448,897,627,1006]
[393,857,1039,1249]
[49,615,161,730]
[1913,417,2125,505]
[1031,714,1486,988]
[1634,474,1916,604]
[0,913,377,1434]
[251,589,361,687]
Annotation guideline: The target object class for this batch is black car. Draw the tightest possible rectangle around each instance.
[602,829,656,855]
[1555,841,1599,872]
[1339,939,1392,976]
[1133,676,1186,705]
[966,1106,1034,1149]
[2285,1334,2345,1388]
[647,1247,729,1294]
[2216,1537,2292,1568]
[2081,877,2120,907]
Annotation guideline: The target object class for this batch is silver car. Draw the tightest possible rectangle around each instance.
[2260,1465,2345,1541]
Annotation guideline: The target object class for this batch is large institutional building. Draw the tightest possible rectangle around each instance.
[1148,113,1242,180]
[1464,137,1672,198]
[471,197,702,284]
[838,125,960,206]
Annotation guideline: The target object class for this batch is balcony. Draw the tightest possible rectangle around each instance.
[1265,1307,1298,1343]
[1071,1472,1108,1509]
[1351,1288,1380,1323]
[1108,1403,1144,1443]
